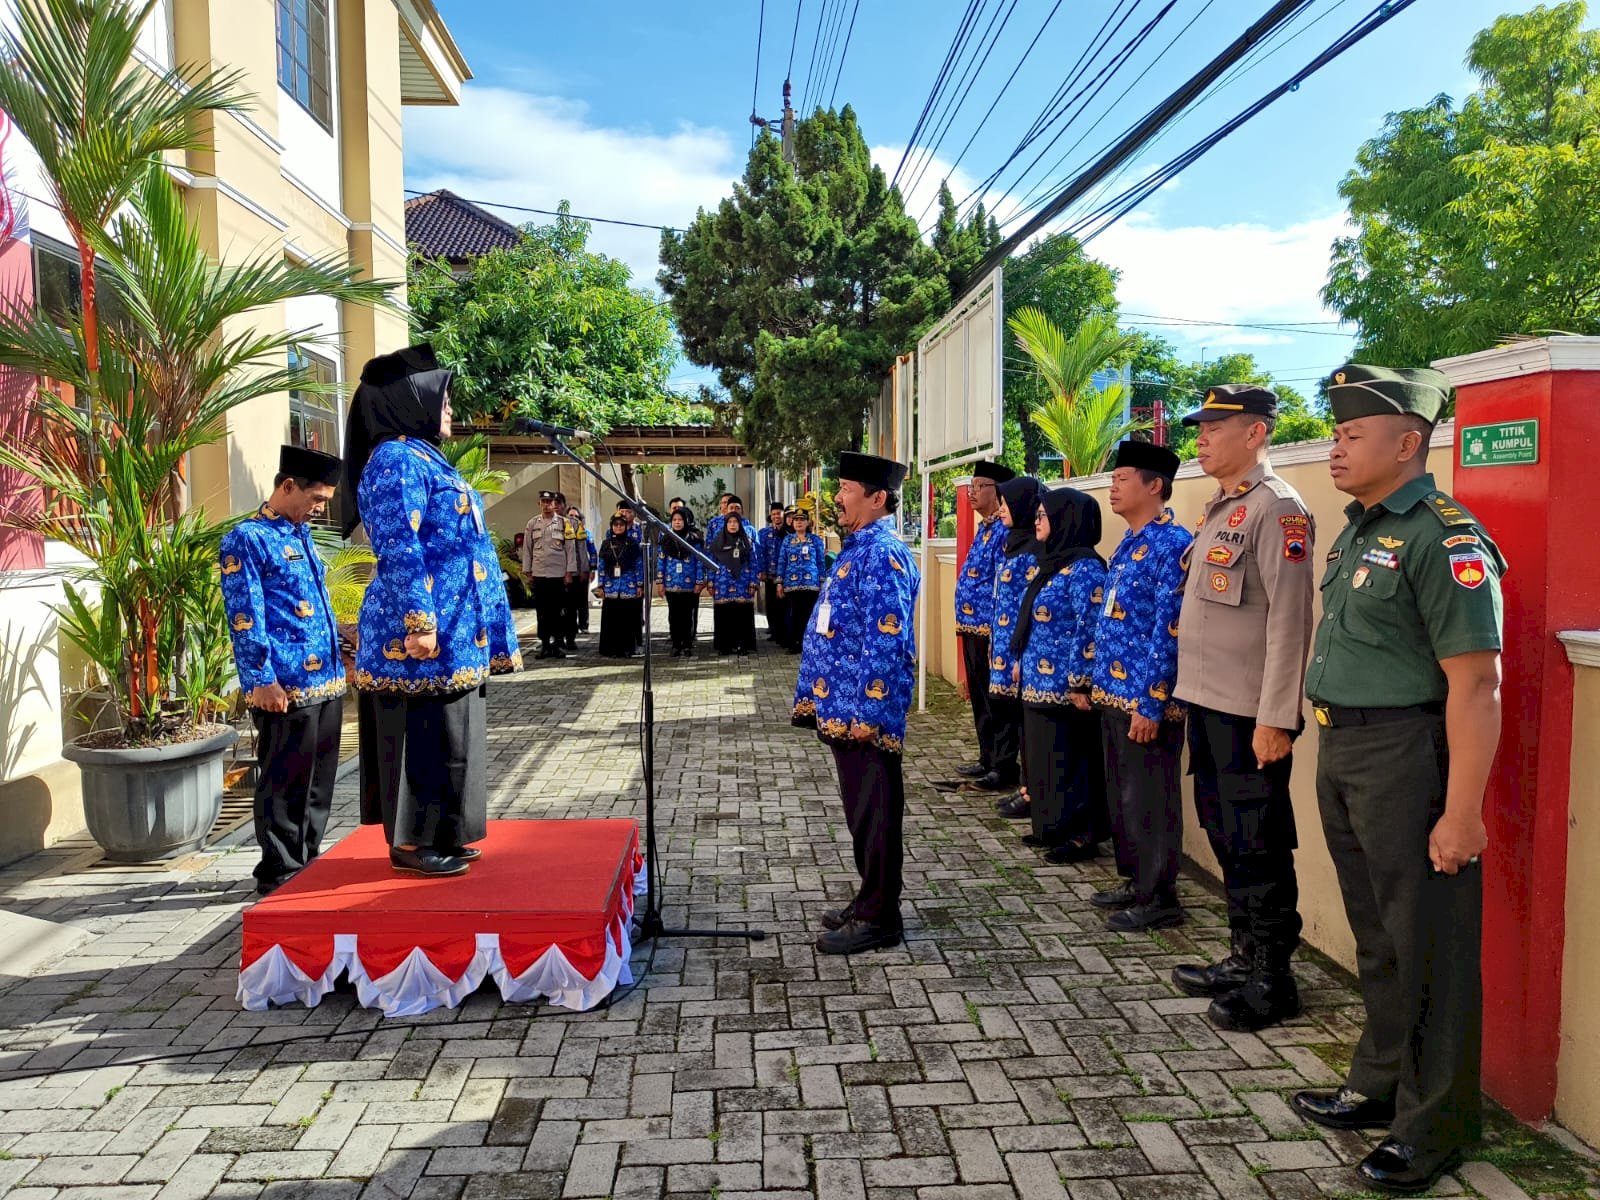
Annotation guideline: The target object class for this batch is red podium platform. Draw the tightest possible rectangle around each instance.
[238,820,643,1017]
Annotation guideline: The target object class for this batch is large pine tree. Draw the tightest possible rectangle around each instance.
[658,108,947,473]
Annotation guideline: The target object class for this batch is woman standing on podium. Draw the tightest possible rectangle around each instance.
[341,344,522,878]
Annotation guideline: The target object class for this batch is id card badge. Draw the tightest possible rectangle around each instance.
[1102,587,1117,618]
[613,566,621,579]
[471,501,485,535]
[814,602,832,635]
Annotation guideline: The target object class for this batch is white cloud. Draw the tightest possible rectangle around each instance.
[403,86,744,289]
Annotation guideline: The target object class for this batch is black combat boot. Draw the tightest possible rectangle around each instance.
[1208,943,1300,1032]
[1171,931,1251,997]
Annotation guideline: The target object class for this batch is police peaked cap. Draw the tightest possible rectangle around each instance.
[1326,364,1452,425]
[539,490,558,500]
[971,460,1015,483]
[279,444,342,486]
[837,451,908,492]
[1181,383,1279,425]
[359,342,442,388]
[1113,440,1180,479]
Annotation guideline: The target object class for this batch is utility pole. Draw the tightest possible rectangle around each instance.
[750,80,798,166]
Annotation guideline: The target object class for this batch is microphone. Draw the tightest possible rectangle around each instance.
[510,417,596,444]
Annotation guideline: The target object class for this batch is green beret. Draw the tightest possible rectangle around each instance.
[1326,364,1452,424]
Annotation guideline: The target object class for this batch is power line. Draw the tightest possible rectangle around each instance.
[403,189,683,233]
[800,0,833,111]
[750,0,766,147]
[891,0,985,188]
[786,0,804,79]
[828,0,862,108]
[813,0,850,110]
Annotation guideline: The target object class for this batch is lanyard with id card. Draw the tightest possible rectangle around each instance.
[814,575,834,635]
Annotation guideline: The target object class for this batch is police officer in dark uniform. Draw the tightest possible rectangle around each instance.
[1171,385,1317,1033]
[1292,365,1505,1195]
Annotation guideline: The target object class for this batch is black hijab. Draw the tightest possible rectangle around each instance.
[600,519,640,572]
[709,514,752,573]
[340,345,454,537]
[996,475,1043,557]
[662,511,694,560]
[1011,487,1104,656]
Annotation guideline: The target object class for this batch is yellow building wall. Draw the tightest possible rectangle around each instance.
[1557,651,1600,1146]
[927,433,1457,971]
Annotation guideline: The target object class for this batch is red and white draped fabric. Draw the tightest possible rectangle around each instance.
[238,821,645,1017]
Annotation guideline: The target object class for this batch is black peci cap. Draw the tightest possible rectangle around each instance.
[1180,383,1279,426]
[279,444,342,486]
[837,451,908,492]
[971,460,1016,483]
[1112,440,1180,479]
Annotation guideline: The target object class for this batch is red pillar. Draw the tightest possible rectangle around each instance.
[1436,337,1600,1121]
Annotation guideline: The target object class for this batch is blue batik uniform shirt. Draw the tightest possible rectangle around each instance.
[756,524,787,578]
[988,549,1038,698]
[779,532,826,591]
[353,437,522,695]
[1091,507,1191,722]
[219,506,345,708]
[1019,559,1106,706]
[708,539,760,603]
[657,548,701,592]
[792,517,920,754]
[954,513,1007,637]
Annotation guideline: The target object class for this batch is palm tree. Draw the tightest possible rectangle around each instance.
[0,1,393,741]
[1008,307,1151,477]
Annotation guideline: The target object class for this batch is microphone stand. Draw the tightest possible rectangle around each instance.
[538,433,765,947]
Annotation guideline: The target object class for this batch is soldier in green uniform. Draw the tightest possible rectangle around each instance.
[1293,364,1505,1195]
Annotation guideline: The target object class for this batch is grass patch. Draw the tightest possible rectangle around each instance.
[104,1086,122,1102]
[1270,1125,1324,1142]
[295,1114,316,1128]
[1472,1101,1598,1194]
[964,1000,981,1027]
[786,1055,799,1085]
[1124,1112,1176,1124]
[707,1129,721,1145]
[868,1039,879,1062]
[1304,1042,1354,1078]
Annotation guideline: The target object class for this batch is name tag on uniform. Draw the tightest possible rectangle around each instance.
[1102,587,1117,618]
[613,566,621,578]
[814,603,832,635]
[471,501,484,535]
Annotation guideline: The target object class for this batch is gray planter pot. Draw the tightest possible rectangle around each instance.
[62,725,239,862]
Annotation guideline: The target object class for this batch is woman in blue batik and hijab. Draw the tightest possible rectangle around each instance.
[777,508,826,653]
[1015,487,1110,864]
[657,507,702,657]
[708,512,759,656]
[985,475,1042,811]
[341,344,522,878]
[596,512,646,657]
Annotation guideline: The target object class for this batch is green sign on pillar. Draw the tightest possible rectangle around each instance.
[1460,419,1539,467]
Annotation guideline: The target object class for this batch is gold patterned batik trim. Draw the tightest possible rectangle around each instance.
[989,682,1019,698]
[1068,672,1093,689]
[791,699,818,728]
[403,611,438,633]
[818,717,852,741]
[1021,685,1065,705]
[1090,687,1187,724]
[954,622,992,637]
[489,652,523,674]
[353,665,491,695]
[284,678,348,707]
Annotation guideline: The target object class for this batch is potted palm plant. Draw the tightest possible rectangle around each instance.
[0,0,391,860]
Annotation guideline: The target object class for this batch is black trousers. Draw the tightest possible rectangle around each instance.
[959,634,994,771]
[1101,708,1184,907]
[251,696,342,885]
[832,742,905,929]
[987,692,1023,787]
[1188,705,1302,959]
[713,601,757,654]
[358,686,487,851]
[599,596,642,657]
[763,579,783,640]
[567,578,590,632]
[1024,703,1108,847]
[532,576,566,649]
[784,589,818,649]
[1317,714,1481,1161]
[665,590,698,650]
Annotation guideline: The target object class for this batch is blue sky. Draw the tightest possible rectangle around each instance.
[405,0,1548,397]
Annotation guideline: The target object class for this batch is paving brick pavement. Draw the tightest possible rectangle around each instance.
[1,615,1594,1199]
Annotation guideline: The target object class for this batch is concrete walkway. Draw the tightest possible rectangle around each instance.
[0,618,1591,1199]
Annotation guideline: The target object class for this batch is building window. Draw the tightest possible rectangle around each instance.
[276,0,333,130]
[288,347,340,456]
[31,234,130,333]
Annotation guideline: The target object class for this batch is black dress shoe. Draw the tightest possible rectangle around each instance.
[957,762,989,779]
[1171,953,1251,997]
[1042,841,1100,864]
[1106,903,1183,932]
[1357,1138,1459,1194]
[816,919,902,956]
[1089,886,1135,910]
[1020,833,1051,848]
[548,647,567,659]
[441,846,482,863]
[820,904,854,931]
[1292,1087,1395,1131]
[961,771,1006,792]
[255,874,293,897]
[389,847,470,877]
[995,795,1031,819]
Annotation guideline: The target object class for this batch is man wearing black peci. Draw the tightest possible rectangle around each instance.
[951,461,1014,792]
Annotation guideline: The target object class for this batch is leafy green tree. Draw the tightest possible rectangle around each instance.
[1009,310,1149,477]
[1131,347,1327,459]
[930,181,1000,301]
[659,109,947,474]
[1324,2,1600,365]
[1003,232,1122,473]
[411,208,685,432]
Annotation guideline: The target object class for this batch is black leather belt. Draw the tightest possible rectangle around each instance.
[1310,701,1444,728]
